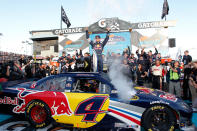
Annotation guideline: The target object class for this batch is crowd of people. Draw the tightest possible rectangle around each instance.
[0,47,197,104]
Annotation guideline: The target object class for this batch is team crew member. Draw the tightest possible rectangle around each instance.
[85,27,110,72]
[182,50,192,65]
[128,53,137,81]
[58,51,67,73]
[152,60,163,90]
[169,61,181,97]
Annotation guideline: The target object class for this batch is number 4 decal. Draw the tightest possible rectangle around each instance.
[75,96,108,122]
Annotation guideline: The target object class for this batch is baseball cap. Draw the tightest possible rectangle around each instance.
[95,35,101,39]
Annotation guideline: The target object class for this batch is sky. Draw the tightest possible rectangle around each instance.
[0,0,197,57]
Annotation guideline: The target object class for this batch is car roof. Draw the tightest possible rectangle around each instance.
[35,72,112,87]
[36,72,105,82]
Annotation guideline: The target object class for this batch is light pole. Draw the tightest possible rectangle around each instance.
[22,40,33,56]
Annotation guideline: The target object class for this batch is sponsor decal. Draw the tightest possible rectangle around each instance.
[0,96,18,105]
[130,95,139,101]
[159,93,177,102]
[136,20,176,29]
[98,18,120,31]
[151,106,164,111]
[109,36,125,43]
[150,100,169,105]
[53,27,83,35]
[75,96,108,123]
[76,74,94,77]
[135,87,154,94]
[13,88,73,116]
[30,82,36,89]
[66,83,71,88]
[26,101,44,114]
[114,123,138,128]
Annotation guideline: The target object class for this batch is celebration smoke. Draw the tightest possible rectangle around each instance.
[108,58,136,101]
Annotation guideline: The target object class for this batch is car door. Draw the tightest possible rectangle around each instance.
[48,77,110,128]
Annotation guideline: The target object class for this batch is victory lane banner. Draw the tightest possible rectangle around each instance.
[89,32,131,55]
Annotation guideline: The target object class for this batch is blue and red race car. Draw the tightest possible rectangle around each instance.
[0,72,193,130]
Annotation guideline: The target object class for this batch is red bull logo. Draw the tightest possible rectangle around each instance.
[135,87,154,94]
[13,88,73,116]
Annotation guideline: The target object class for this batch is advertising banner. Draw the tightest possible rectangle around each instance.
[58,33,89,56]
[89,32,131,55]
[131,29,167,49]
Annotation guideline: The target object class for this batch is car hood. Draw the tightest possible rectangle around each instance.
[133,87,192,114]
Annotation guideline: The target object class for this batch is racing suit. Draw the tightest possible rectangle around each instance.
[86,30,110,72]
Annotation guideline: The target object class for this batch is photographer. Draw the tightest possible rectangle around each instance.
[24,60,34,78]
[76,49,85,72]
[188,62,197,103]
[33,63,46,78]
[6,61,25,80]
[18,55,27,67]
[169,61,182,98]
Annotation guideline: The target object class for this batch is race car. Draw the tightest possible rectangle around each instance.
[0,72,193,131]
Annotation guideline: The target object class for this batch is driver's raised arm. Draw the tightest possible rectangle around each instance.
[102,28,110,47]
[85,28,93,47]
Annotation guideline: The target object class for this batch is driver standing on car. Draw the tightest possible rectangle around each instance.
[85,27,110,72]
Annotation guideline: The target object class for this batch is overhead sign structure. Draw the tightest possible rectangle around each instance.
[130,20,176,29]
[30,18,177,58]
[53,27,84,35]
[51,19,176,36]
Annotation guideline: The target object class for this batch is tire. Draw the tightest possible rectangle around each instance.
[141,105,177,131]
[25,100,52,128]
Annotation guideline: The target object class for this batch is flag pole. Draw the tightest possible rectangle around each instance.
[60,6,62,30]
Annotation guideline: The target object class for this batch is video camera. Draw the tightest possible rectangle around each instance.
[164,60,175,68]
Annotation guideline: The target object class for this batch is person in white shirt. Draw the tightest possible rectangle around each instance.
[152,60,163,90]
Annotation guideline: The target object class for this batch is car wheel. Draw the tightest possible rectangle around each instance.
[25,100,52,128]
[142,105,177,131]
